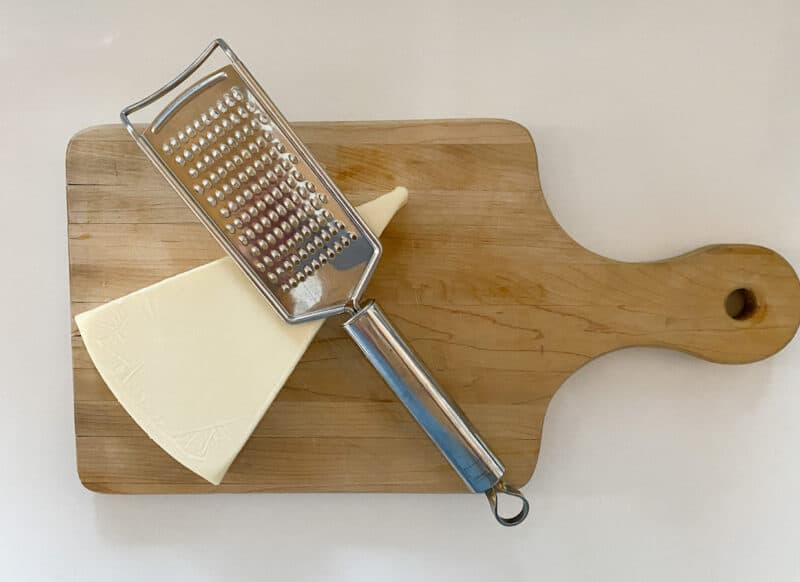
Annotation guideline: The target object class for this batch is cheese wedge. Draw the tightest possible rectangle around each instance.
[75,187,408,485]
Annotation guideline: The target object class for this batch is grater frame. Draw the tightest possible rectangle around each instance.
[120,38,382,324]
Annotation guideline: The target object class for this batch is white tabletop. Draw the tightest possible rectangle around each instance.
[2,1,799,580]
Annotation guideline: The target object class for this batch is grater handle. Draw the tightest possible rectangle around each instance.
[343,300,529,526]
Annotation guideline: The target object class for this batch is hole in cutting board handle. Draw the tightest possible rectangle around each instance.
[725,288,758,321]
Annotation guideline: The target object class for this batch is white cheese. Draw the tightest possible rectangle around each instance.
[75,187,408,484]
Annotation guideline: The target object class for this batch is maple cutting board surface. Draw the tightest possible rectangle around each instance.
[68,120,800,493]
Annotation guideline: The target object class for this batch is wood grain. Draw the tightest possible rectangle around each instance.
[67,120,800,493]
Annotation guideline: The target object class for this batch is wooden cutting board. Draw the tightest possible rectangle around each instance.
[68,120,800,493]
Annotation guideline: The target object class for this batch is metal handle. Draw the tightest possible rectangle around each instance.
[343,301,529,525]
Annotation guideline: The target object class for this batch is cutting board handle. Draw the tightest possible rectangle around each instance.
[595,244,800,363]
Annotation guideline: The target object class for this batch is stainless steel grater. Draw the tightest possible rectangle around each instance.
[121,38,529,526]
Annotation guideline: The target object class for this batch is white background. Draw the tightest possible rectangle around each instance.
[2,1,799,580]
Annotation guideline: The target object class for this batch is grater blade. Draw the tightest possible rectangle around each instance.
[125,62,380,323]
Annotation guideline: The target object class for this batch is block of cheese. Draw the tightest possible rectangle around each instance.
[75,187,408,485]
